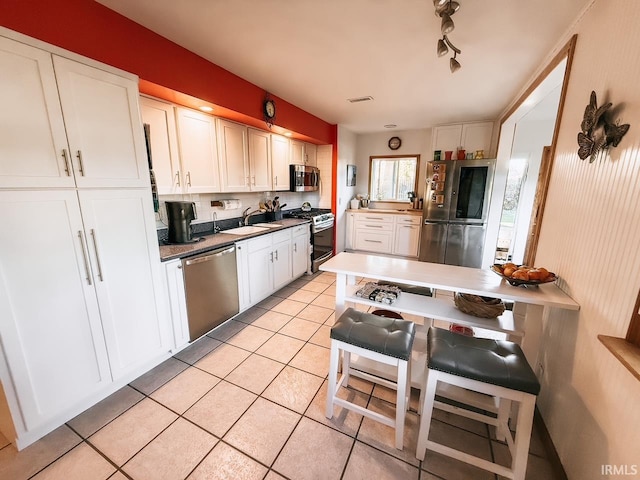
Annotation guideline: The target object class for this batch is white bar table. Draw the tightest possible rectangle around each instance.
[320,252,580,411]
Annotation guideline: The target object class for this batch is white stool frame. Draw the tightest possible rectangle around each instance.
[416,368,536,480]
[326,338,411,449]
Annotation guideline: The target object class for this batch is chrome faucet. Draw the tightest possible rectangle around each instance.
[242,207,265,226]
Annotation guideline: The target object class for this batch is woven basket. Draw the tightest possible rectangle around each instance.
[454,292,505,318]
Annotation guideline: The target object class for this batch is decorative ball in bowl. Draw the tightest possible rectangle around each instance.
[491,263,557,287]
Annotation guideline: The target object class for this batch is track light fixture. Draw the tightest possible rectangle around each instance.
[434,0,462,72]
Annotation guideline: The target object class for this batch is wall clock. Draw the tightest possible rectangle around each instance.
[388,136,401,150]
[263,98,276,127]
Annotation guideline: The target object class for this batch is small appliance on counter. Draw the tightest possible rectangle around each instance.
[165,201,199,244]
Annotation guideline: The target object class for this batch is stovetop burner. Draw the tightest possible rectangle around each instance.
[285,208,332,220]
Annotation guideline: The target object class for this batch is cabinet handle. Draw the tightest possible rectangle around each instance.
[174,171,181,187]
[274,175,278,185]
[61,149,71,176]
[364,239,382,243]
[364,217,383,220]
[270,252,274,263]
[186,171,192,187]
[76,150,85,176]
[364,224,383,228]
[90,229,104,282]
[251,175,256,186]
[294,243,297,252]
[78,230,92,285]
[274,250,278,261]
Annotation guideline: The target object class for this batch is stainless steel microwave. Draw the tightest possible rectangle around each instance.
[290,164,320,192]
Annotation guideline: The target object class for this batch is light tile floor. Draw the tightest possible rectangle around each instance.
[0,271,560,480]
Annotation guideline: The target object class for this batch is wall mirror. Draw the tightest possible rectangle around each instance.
[368,155,419,202]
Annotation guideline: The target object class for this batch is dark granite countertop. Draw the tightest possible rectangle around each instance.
[159,218,310,262]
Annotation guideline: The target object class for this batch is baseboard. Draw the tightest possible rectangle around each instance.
[534,407,568,480]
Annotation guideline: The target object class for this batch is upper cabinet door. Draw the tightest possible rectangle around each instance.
[271,134,290,191]
[248,128,272,192]
[140,97,181,195]
[460,122,494,156]
[218,118,250,193]
[432,124,463,154]
[304,143,317,167]
[53,56,149,188]
[175,107,221,193]
[0,37,74,188]
[290,140,304,165]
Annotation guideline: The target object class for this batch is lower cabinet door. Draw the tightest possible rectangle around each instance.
[272,240,292,291]
[248,245,274,304]
[292,233,309,278]
[0,190,111,432]
[354,229,393,254]
[393,224,421,257]
[78,189,170,380]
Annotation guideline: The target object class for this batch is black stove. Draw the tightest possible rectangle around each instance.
[285,208,332,220]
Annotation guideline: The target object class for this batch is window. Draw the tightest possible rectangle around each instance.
[369,155,419,202]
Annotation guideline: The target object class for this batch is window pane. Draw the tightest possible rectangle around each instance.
[369,156,418,202]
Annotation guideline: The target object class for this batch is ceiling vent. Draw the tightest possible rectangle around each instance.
[347,96,374,103]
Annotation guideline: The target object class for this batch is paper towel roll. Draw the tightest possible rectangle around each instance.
[222,199,241,210]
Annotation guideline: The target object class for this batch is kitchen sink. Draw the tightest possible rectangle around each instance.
[253,223,283,228]
[223,225,269,235]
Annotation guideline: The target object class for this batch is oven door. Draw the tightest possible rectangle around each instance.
[311,224,334,271]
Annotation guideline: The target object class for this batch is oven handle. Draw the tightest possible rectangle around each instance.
[312,223,334,234]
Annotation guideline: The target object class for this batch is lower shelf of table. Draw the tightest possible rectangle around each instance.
[344,284,524,337]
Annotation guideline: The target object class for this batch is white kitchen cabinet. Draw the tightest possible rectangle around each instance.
[431,121,493,158]
[0,37,72,188]
[247,235,275,304]
[290,140,317,167]
[248,128,272,191]
[304,142,317,167]
[272,230,293,291]
[217,118,250,192]
[53,56,150,189]
[290,140,305,165]
[0,189,170,443]
[0,37,148,189]
[292,225,310,278]
[77,189,170,380]
[139,96,181,194]
[176,107,221,193]
[353,214,394,254]
[347,212,422,258]
[235,240,251,312]
[392,215,421,257]
[270,133,290,191]
[164,258,190,349]
[0,190,112,433]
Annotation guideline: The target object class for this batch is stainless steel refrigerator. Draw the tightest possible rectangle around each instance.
[419,159,495,268]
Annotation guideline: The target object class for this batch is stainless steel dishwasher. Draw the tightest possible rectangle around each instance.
[182,245,239,341]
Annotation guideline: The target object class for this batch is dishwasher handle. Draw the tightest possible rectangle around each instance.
[184,245,235,266]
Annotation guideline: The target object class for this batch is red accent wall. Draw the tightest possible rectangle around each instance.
[0,0,336,146]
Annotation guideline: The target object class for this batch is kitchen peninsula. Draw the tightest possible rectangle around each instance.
[320,252,579,387]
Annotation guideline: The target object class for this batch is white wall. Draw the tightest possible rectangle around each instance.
[335,126,357,252]
[527,1,640,477]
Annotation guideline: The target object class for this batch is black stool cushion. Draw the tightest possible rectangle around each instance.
[331,308,416,360]
[427,327,540,395]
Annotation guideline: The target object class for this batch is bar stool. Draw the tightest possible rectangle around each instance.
[326,307,415,449]
[416,327,540,480]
